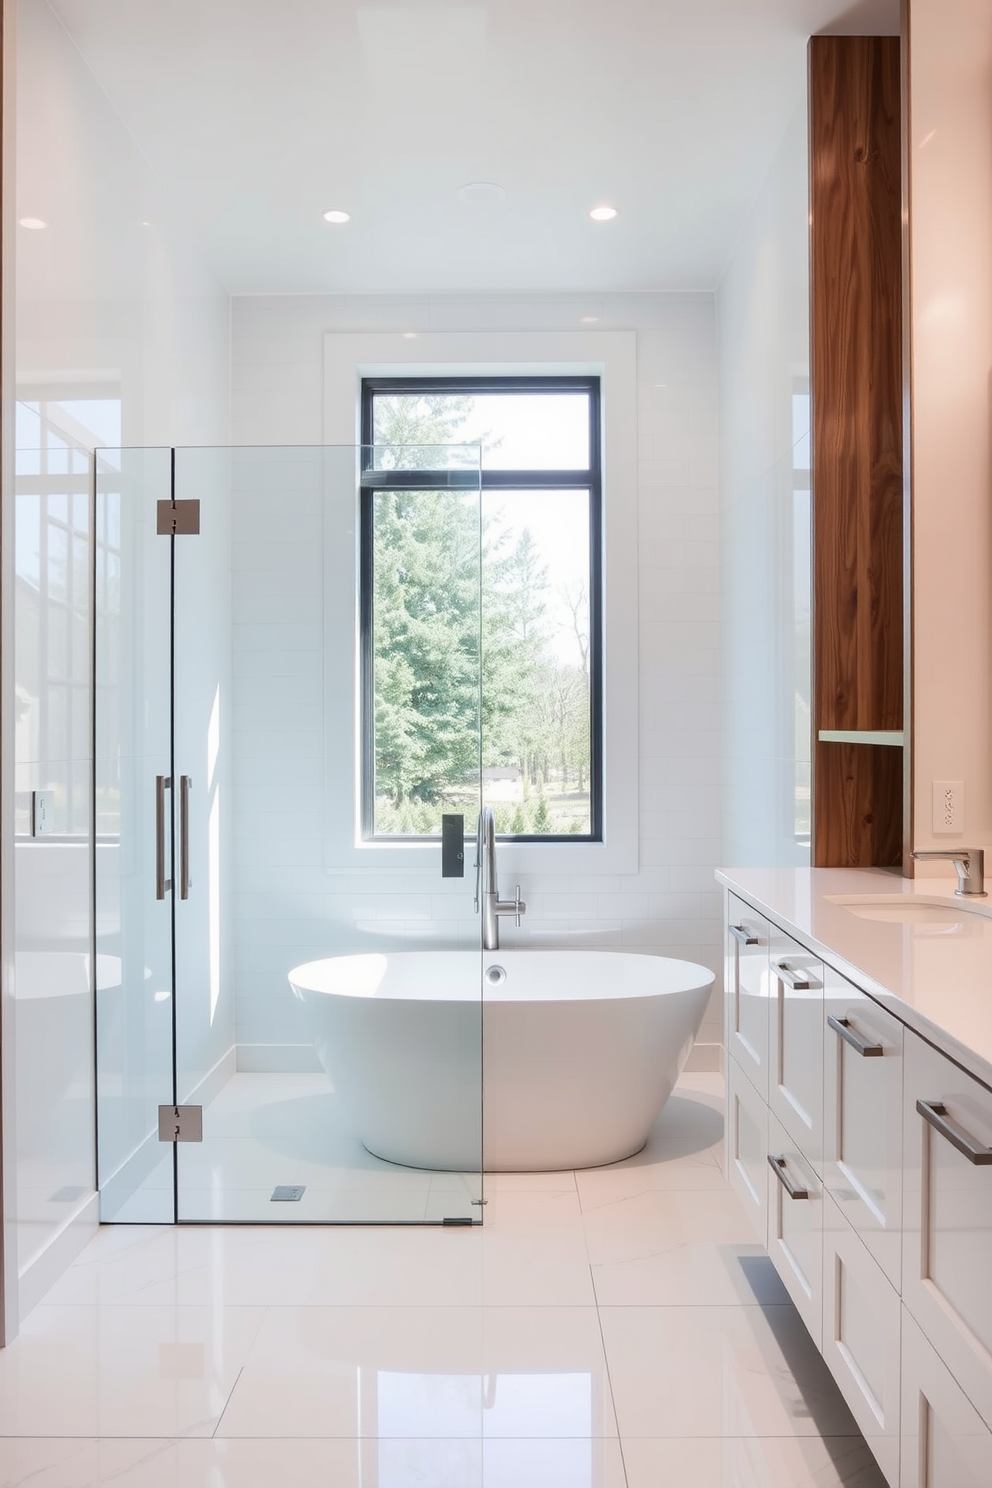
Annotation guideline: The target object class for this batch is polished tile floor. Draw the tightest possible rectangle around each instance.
[106,1074,480,1225]
[0,1074,886,1487]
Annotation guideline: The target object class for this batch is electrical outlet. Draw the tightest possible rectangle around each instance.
[932,780,964,834]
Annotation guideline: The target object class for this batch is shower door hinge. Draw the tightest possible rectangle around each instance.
[158,1104,203,1142]
[157,499,200,535]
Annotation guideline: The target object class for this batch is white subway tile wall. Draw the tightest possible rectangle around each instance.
[229,294,724,1062]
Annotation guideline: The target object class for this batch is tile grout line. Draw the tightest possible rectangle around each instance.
[590,1264,630,1488]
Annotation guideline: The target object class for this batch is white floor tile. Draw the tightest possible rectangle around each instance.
[0,1436,631,1488]
[620,1435,887,1487]
[215,1305,617,1439]
[600,1304,862,1439]
[9,1068,894,1488]
[0,1305,265,1438]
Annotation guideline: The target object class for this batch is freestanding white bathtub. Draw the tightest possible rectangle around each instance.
[288,950,713,1171]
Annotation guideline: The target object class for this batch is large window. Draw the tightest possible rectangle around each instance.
[360,376,602,841]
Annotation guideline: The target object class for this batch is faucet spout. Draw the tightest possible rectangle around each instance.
[911,847,986,897]
[476,805,526,949]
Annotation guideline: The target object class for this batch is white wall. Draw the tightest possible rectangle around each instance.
[229,293,724,1065]
[716,97,812,869]
[907,0,992,867]
[5,0,230,1332]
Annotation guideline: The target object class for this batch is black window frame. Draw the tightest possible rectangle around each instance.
[359,373,603,843]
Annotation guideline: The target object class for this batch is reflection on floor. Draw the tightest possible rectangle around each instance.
[0,1074,886,1487]
[110,1073,480,1224]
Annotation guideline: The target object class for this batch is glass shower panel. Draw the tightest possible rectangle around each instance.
[94,449,176,1222]
[171,445,484,1224]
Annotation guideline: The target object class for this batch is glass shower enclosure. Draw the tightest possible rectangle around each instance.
[94,444,484,1223]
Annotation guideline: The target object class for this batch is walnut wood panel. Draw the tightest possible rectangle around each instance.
[814,741,902,867]
[809,36,904,866]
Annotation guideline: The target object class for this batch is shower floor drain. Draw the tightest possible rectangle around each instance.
[271,1185,306,1202]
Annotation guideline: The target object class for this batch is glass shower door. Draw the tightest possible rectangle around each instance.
[169,444,485,1223]
[94,448,176,1221]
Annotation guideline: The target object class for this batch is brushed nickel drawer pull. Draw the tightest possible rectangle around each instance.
[917,1100,992,1165]
[828,1015,884,1058]
[729,924,759,946]
[768,1153,810,1200]
[774,961,814,991]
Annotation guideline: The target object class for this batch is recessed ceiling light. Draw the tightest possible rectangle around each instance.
[580,315,599,324]
[457,182,506,205]
[402,332,418,339]
[589,205,618,222]
[322,209,351,224]
[19,217,47,230]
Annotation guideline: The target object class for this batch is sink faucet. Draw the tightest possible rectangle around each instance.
[911,848,987,897]
[475,805,526,950]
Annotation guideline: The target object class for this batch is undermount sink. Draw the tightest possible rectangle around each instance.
[825,894,991,927]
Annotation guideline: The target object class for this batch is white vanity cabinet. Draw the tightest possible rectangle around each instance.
[725,894,771,1100]
[766,1111,823,1347]
[903,1030,992,1433]
[727,1051,769,1245]
[822,1191,902,1482]
[767,927,824,1168]
[901,1308,992,1488]
[823,968,904,1287]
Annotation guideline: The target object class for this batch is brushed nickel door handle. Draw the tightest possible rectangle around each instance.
[179,776,192,900]
[155,775,172,900]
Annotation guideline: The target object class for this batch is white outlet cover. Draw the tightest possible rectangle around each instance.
[932,780,964,835]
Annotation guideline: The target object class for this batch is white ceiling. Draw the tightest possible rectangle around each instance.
[49,0,900,297]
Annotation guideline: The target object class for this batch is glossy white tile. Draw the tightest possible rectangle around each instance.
[0,1305,265,1437]
[600,1304,862,1439]
[620,1435,887,1487]
[215,1305,617,1440]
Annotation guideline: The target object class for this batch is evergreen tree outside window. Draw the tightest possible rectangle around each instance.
[360,376,603,841]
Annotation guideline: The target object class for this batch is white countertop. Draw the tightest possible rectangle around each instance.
[716,866,992,1090]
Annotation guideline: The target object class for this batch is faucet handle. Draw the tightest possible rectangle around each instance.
[514,885,526,926]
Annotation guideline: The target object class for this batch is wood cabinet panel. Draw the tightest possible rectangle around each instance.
[808,35,905,867]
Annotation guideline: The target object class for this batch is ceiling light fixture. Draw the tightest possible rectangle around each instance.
[322,209,351,224]
[589,205,618,222]
[580,315,599,323]
[19,217,47,229]
[457,182,506,205]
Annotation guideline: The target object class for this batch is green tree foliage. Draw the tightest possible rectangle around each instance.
[370,394,591,833]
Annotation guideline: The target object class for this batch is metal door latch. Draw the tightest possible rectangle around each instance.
[158,1105,203,1142]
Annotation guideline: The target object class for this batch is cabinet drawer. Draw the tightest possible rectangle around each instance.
[901,1307,992,1488]
[768,928,824,1167]
[823,970,904,1287]
[727,1053,768,1246]
[767,1112,822,1347]
[726,893,771,1101]
[822,1195,900,1485]
[903,1031,992,1430]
